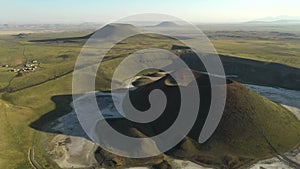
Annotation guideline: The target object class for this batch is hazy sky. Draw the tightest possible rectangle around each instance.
[1,0,300,24]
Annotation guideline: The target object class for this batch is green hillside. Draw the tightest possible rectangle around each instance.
[93,70,300,168]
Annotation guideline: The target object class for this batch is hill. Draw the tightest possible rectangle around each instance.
[91,23,141,39]
[94,69,300,168]
[29,23,141,42]
[155,21,179,27]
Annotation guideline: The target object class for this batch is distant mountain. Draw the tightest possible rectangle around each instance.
[246,16,300,24]
[92,23,141,39]
[155,21,179,27]
[256,16,300,22]
[29,23,141,42]
[246,20,300,24]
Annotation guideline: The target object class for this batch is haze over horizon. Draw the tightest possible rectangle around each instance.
[1,0,300,24]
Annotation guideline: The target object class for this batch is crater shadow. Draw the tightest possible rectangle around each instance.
[29,94,90,139]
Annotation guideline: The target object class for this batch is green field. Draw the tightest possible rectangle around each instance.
[0,24,299,168]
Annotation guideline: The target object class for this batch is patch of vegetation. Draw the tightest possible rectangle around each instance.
[204,27,300,68]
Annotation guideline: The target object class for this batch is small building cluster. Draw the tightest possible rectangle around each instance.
[2,60,39,76]
[17,61,39,76]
